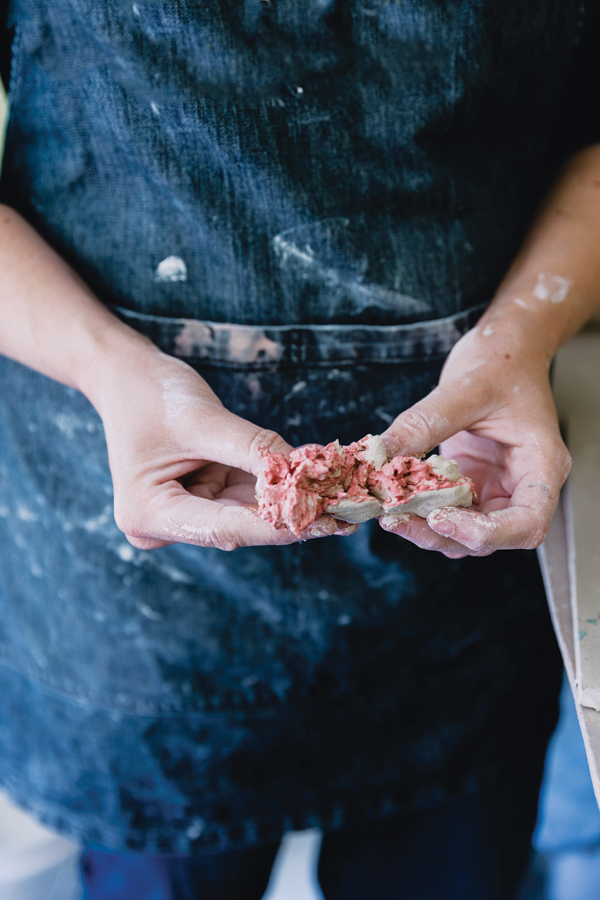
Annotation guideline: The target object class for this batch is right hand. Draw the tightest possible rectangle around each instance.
[379,321,570,558]
[85,336,352,551]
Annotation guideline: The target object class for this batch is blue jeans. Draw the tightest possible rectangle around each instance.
[82,767,542,900]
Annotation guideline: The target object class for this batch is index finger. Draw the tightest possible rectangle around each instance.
[124,491,356,551]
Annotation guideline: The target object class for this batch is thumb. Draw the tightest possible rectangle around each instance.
[380,384,482,458]
[188,406,294,476]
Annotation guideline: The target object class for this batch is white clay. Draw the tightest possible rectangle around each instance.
[356,434,388,469]
[383,482,473,518]
[324,496,384,523]
[426,455,462,483]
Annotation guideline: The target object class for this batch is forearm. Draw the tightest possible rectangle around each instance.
[0,205,155,401]
[478,144,600,364]
[0,208,322,549]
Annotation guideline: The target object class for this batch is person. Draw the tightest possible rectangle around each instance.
[0,1,598,897]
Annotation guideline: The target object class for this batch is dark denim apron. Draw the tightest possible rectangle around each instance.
[0,0,577,853]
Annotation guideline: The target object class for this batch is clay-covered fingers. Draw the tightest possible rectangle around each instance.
[379,431,570,556]
[380,514,473,558]
[117,490,355,552]
[426,467,565,554]
[426,506,541,554]
[380,492,553,558]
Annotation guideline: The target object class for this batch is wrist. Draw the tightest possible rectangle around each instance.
[76,316,162,418]
[475,288,567,369]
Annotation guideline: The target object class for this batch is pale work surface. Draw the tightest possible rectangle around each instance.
[552,333,600,711]
[540,329,600,808]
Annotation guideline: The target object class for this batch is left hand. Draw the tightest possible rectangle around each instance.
[379,322,571,558]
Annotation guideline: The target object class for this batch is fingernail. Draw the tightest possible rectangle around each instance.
[381,434,401,458]
[335,522,359,537]
[380,513,411,532]
[428,510,456,536]
[305,522,334,538]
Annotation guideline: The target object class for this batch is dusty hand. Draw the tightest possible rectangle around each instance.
[87,341,349,550]
[380,324,571,557]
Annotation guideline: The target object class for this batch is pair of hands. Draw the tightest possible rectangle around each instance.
[92,320,570,559]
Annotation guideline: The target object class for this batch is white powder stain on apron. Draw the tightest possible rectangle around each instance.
[155,256,188,283]
[273,230,432,317]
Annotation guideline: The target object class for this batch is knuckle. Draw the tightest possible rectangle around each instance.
[558,447,572,479]
[468,534,494,553]
[206,506,241,551]
[268,530,297,547]
[113,484,157,540]
[522,526,547,551]
[212,532,240,552]
[126,535,163,550]
[114,496,158,542]
[114,504,143,539]
[416,532,451,553]
[448,512,496,554]
[411,535,434,550]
